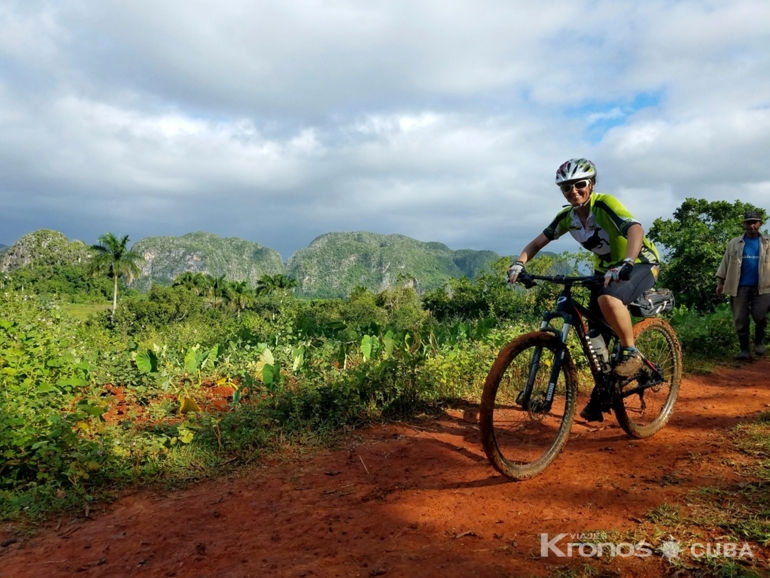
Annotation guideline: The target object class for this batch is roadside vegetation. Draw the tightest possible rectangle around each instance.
[1,198,768,576]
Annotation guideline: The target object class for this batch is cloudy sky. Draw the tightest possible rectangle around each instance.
[1,0,769,261]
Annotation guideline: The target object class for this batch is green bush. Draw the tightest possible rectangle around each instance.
[670,303,737,359]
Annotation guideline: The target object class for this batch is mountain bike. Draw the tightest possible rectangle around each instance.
[479,271,682,480]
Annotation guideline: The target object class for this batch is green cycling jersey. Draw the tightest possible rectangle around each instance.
[542,192,660,273]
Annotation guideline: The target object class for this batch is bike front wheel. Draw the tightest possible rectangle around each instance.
[613,317,682,439]
[479,331,578,480]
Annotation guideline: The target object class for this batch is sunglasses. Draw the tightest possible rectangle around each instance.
[559,179,592,193]
[745,220,761,225]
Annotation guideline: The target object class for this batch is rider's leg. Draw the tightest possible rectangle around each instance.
[596,264,656,378]
[598,295,634,348]
[581,264,658,420]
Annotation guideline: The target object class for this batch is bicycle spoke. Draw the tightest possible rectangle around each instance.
[614,318,682,438]
[480,332,577,479]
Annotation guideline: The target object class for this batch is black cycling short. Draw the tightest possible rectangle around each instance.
[588,263,658,318]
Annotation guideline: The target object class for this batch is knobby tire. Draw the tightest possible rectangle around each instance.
[479,331,578,480]
[613,317,682,439]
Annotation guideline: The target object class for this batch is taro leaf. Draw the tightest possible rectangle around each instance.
[179,396,201,414]
[200,344,219,369]
[292,346,305,372]
[184,348,202,373]
[262,364,274,387]
[254,360,266,381]
[136,350,158,374]
[383,331,395,359]
[260,348,274,366]
[205,344,219,367]
[361,335,373,360]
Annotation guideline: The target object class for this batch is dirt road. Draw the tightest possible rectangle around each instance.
[2,359,770,577]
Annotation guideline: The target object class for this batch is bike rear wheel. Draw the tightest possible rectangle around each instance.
[613,318,682,438]
[479,331,578,480]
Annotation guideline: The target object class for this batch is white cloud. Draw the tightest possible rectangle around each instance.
[0,0,768,259]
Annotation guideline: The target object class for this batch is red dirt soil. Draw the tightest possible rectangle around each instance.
[2,359,770,577]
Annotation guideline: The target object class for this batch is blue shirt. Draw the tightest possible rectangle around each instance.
[740,236,760,287]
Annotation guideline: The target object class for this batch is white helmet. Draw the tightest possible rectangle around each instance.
[555,158,597,185]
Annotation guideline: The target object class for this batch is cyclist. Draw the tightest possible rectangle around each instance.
[507,158,661,422]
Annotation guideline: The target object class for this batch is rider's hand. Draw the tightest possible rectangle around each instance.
[508,261,524,284]
[604,258,634,286]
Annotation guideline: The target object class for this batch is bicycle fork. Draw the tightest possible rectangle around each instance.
[517,323,571,414]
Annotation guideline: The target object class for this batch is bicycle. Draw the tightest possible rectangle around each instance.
[479,270,682,480]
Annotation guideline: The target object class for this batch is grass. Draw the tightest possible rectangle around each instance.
[60,302,111,320]
[583,409,770,577]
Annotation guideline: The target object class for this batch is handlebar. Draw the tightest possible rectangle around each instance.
[516,270,606,289]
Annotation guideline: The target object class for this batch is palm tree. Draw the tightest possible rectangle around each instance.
[229,281,255,316]
[205,274,231,309]
[173,271,198,291]
[89,233,143,322]
[255,273,298,297]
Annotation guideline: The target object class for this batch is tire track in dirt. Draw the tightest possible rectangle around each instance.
[2,359,770,577]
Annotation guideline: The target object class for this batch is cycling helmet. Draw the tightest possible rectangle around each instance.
[555,158,597,185]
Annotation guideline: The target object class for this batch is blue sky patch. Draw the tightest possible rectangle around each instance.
[568,91,664,144]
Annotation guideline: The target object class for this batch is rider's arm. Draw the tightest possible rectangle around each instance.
[624,224,643,262]
[516,233,551,265]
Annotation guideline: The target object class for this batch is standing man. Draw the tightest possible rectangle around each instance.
[715,211,770,360]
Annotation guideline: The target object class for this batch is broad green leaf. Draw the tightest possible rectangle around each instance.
[37,383,57,393]
[361,335,373,360]
[262,364,274,387]
[260,348,274,366]
[135,350,158,374]
[184,349,201,373]
[383,331,395,359]
[292,346,305,372]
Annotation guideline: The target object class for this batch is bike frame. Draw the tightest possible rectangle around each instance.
[519,274,666,412]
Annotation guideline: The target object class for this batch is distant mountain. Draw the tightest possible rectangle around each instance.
[0,229,506,298]
[0,230,90,273]
[130,232,285,291]
[287,232,502,298]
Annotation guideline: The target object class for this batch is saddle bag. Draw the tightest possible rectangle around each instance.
[629,288,675,318]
